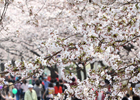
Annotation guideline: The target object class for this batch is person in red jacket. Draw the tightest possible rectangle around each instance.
[54,82,62,95]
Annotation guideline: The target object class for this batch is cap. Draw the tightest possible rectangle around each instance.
[44,77,47,79]
[28,84,33,88]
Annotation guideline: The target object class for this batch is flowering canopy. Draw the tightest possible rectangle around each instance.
[1,0,140,99]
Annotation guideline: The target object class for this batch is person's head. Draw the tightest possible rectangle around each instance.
[49,83,54,88]
[44,77,47,81]
[59,79,63,83]
[133,95,140,100]
[16,79,20,83]
[35,80,40,86]
[122,97,128,100]
[23,80,27,84]
[28,84,33,92]
[126,94,130,98]
[56,82,59,87]
[71,77,75,82]
[50,79,54,83]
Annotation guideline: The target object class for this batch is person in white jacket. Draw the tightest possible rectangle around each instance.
[24,84,37,100]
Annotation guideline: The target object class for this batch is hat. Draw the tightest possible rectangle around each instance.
[4,81,8,85]
[44,77,47,79]
[28,84,33,88]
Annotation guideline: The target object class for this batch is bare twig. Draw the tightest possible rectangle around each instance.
[0,0,10,23]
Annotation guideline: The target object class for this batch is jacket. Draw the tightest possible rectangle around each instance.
[34,85,43,97]
[43,81,50,89]
[24,89,37,100]
[54,86,62,94]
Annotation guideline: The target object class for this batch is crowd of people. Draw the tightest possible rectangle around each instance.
[0,74,70,100]
[0,73,140,100]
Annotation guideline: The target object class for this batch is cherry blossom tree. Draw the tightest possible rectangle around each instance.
[0,0,140,99]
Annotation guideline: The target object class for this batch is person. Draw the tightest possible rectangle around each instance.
[132,95,140,100]
[15,76,19,81]
[29,77,32,85]
[43,83,55,100]
[34,80,43,100]
[54,82,62,95]
[1,92,15,100]
[3,81,9,94]
[24,84,37,100]
[42,77,50,89]
[32,76,37,86]
[14,79,21,100]
[8,80,14,97]
[11,77,15,84]
[21,80,28,100]
[126,94,131,100]
[122,97,128,100]
[59,79,67,93]
[70,77,77,86]
[39,79,45,100]
[1,84,10,100]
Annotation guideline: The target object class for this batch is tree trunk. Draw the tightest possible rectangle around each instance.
[82,63,87,80]
[47,64,58,80]
[76,65,82,81]
[90,63,94,69]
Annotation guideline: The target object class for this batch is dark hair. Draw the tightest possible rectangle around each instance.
[18,76,21,80]
[17,79,20,82]
[133,95,140,100]
[23,80,27,84]
[49,83,54,87]
[36,80,40,86]
[59,79,63,83]
[56,75,58,78]
[56,82,60,88]
[72,78,75,82]
[126,94,130,97]
[50,79,54,83]
[122,97,128,100]
[64,80,67,83]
